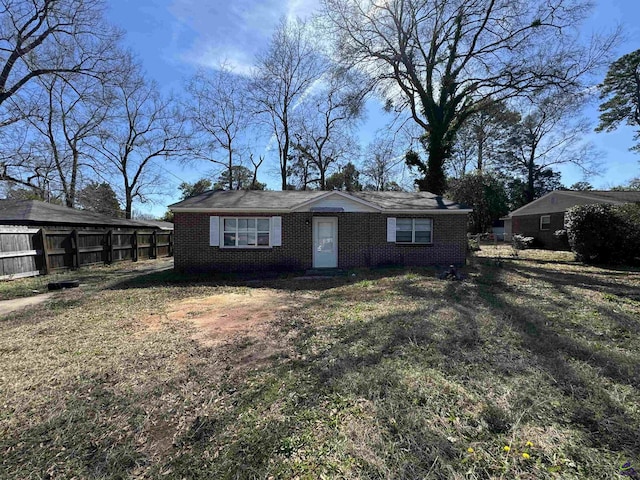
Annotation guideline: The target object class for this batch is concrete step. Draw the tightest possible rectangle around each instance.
[303,268,347,276]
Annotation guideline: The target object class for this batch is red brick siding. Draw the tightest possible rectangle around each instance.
[174,212,468,272]
[511,212,567,249]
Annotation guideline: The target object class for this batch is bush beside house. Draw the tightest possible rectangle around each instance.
[565,203,640,264]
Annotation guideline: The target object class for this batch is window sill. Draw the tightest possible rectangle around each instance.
[219,246,273,249]
[395,242,433,246]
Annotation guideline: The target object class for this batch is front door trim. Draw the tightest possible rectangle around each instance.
[312,216,338,268]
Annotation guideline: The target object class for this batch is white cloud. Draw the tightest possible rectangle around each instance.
[166,0,321,74]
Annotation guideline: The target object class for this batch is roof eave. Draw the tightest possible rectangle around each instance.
[171,207,472,214]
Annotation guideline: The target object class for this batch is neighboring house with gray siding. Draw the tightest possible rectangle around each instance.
[503,190,640,249]
[169,190,471,272]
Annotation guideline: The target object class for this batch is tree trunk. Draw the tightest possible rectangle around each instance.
[228,149,233,191]
[526,161,536,204]
[125,191,133,219]
[422,135,448,195]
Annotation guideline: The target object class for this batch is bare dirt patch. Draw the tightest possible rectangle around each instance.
[143,288,310,370]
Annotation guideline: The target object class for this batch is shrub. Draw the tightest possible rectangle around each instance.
[565,203,640,264]
[553,229,570,250]
[512,234,534,250]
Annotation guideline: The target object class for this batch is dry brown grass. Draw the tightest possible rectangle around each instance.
[1,252,639,479]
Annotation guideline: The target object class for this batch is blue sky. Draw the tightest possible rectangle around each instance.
[106,0,640,217]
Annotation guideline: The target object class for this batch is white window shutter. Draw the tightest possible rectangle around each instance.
[387,217,396,242]
[209,216,220,246]
[271,216,282,246]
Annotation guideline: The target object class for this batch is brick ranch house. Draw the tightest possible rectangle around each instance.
[503,190,640,250]
[169,190,472,272]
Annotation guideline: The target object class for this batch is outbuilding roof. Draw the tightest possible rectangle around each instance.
[0,199,164,229]
[507,190,640,217]
[169,189,470,213]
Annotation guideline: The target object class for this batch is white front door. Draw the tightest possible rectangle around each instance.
[313,217,338,268]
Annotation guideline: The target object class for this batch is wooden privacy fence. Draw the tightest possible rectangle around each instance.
[0,226,173,280]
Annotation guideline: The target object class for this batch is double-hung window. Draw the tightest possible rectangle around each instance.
[539,215,551,231]
[223,218,270,247]
[395,218,432,244]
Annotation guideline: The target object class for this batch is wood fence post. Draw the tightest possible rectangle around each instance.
[132,231,138,262]
[150,230,156,259]
[40,228,51,275]
[106,230,113,265]
[71,229,80,269]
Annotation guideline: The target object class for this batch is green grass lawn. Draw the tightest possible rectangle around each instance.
[1,250,639,479]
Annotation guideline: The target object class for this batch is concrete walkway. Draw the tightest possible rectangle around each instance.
[0,293,54,317]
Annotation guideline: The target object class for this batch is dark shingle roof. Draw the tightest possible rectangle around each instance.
[169,190,326,210]
[351,191,467,210]
[0,200,155,228]
[508,190,640,217]
[568,190,640,203]
[169,190,470,212]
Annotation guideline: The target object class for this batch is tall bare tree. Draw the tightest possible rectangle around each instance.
[0,0,121,194]
[361,135,403,190]
[24,74,110,207]
[186,66,252,190]
[322,0,616,194]
[252,17,325,190]
[92,56,189,218]
[500,94,599,203]
[0,0,119,125]
[292,69,366,189]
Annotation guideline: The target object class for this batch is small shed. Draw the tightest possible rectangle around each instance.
[503,190,640,249]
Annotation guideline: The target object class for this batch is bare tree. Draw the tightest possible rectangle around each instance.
[186,66,252,190]
[252,17,325,190]
[500,94,600,203]
[92,56,189,218]
[0,0,120,124]
[322,0,617,194]
[292,69,365,189]
[448,101,520,178]
[361,135,404,190]
[23,74,110,207]
[248,153,264,190]
[0,0,121,194]
[0,126,59,199]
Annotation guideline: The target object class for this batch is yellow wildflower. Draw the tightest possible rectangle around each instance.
[522,452,530,460]
[503,446,511,452]
[525,441,534,447]
[467,447,474,453]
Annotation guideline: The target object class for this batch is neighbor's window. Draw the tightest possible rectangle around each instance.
[223,218,270,247]
[396,218,432,244]
[540,215,551,231]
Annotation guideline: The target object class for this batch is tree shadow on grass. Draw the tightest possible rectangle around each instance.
[107,265,442,294]
[462,262,640,455]
[161,304,460,479]
[0,373,146,479]
[8,261,638,478]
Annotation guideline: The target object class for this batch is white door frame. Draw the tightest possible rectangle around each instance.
[312,216,338,268]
